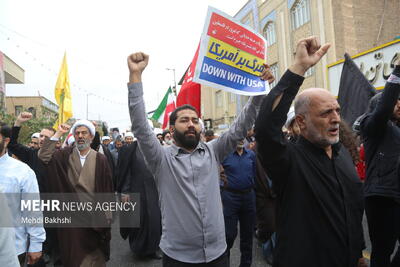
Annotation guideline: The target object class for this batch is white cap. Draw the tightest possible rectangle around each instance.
[71,119,96,136]
[125,132,134,139]
[285,107,296,129]
[101,136,111,141]
[31,132,40,139]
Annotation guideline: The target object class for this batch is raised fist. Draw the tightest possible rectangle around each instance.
[58,123,71,135]
[127,52,149,74]
[290,36,330,76]
[17,112,33,123]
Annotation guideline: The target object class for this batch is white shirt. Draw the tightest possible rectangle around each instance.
[0,152,45,255]
[77,148,91,166]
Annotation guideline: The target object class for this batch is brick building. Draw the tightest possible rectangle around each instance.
[201,0,400,132]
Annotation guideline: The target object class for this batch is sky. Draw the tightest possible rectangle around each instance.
[0,0,248,132]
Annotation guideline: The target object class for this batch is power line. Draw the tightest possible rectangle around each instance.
[0,31,128,106]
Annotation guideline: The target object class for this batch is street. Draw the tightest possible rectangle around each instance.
[107,215,372,267]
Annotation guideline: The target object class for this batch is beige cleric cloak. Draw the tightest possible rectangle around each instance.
[40,142,113,267]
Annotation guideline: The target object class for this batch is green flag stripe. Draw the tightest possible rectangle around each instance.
[151,87,172,120]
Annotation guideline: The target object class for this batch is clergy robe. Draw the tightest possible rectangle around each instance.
[38,138,113,267]
[117,142,161,256]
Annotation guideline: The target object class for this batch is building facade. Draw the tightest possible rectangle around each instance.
[6,96,58,119]
[202,0,400,132]
[1,52,25,111]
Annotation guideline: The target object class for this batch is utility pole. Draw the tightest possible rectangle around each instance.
[86,93,92,120]
[166,68,177,96]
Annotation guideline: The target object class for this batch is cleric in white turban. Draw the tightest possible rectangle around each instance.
[38,119,113,266]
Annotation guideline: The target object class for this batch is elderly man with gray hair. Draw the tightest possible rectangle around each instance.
[255,36,366,267]
[38,120,113,267]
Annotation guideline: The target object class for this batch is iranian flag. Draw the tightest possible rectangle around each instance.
[151,87,176,129]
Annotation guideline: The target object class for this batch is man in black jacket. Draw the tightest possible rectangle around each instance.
[8,112,56,266]
[359,58,400,267]
[9,112,55,192]
[255,36,366,267]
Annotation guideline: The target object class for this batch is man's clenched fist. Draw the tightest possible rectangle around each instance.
[58,124,71,135]
[15,112,33,127]
[127,52,149,84]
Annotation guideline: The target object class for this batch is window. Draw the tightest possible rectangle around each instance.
[216,91,223,107]
[15,105,23,116]
[263,22,276,46]
[291,0,310,30]
[28,107,36,118]
[269,64,279,88]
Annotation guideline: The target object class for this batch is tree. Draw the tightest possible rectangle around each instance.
[0,110,57,145]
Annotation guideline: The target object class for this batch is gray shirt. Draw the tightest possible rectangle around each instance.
[128,82,264,263]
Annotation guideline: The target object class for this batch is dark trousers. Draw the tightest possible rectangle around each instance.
[162,251,229,267]
[221,189,256,267]
[365,196,400,267]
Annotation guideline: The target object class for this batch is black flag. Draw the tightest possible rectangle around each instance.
[337,53,376,126]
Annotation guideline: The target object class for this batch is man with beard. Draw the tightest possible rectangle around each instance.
[162,130,173,146]
[255,36,366,267]
[38,120,113,267]
[124,132,135,145]
[29,133,40,149]
[220,139,256,267]
[126,52,274,266]
[0,122,45,266]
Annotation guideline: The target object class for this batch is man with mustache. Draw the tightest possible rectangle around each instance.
[124,132,135,145]
[29,133,40,149]
[38,120,113,267]
[255,36,366,267]
[126,52,274,266]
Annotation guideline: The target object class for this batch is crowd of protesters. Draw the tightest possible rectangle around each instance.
[0,36,399,267]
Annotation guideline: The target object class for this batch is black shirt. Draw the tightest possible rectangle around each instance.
[255,70,365,267]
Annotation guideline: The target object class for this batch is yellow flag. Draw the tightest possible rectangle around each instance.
[54,53,73,129]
